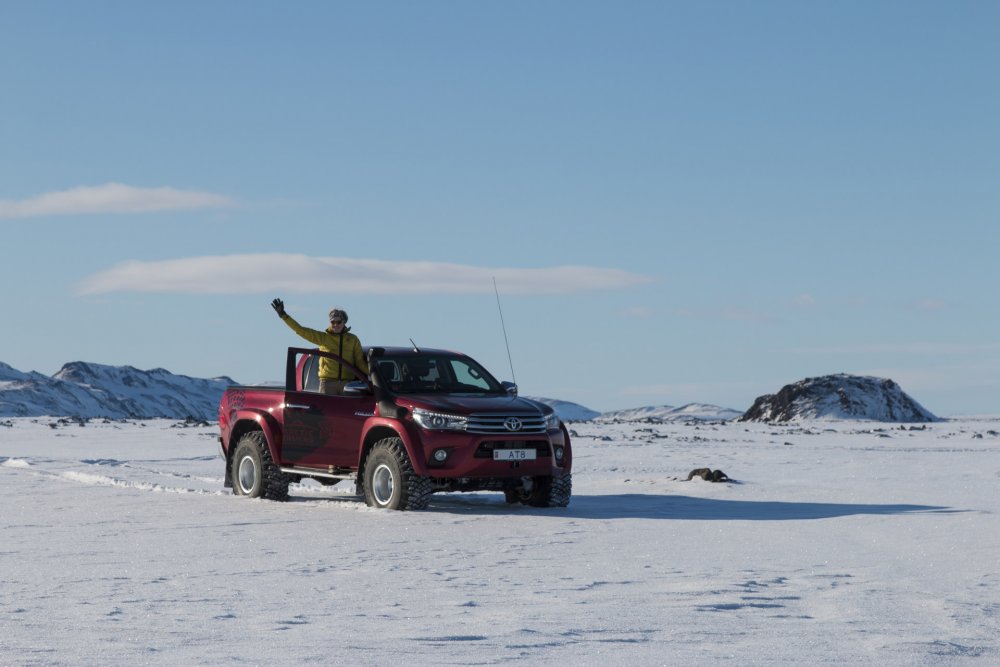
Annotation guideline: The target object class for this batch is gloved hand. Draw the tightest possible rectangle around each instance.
[271,298,286,317]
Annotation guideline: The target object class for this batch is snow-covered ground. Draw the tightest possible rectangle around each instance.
[2,416,999,665]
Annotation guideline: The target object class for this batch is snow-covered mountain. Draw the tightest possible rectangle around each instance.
[1,362,37,382]
[525,397,602,422]
[0,361,234,421]
[740,373,938,423]
[597,403,742,423]
[0,362,938,425]
[525,398,741,423]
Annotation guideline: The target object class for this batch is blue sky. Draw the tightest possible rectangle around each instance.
[2,1,998,415]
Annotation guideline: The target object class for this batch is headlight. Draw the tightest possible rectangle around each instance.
[544,412,561,430]
[412,408,468,431]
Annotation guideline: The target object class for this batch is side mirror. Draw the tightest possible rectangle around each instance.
[501,381,518,397]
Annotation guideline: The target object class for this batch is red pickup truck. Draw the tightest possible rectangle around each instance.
[218,346,572,510]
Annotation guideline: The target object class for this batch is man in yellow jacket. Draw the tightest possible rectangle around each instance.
[271,298,369,395]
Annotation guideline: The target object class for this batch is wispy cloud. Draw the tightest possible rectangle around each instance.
[790,342,1000,356]
[789,293,816,308]
[0,183,234,219]
[77,254,652,296]
[621,306,657,318]
[673,307,776,324]
[911,298,949,312]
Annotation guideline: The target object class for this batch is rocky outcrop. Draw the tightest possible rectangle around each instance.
[740,374,938,423]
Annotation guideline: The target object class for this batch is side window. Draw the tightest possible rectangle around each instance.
[450,360,490,390]
[303,355,320,392]
[377,360,400,381]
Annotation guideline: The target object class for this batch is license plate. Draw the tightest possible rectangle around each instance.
[493,448,536,461]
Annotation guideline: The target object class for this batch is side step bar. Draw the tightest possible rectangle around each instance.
[280,466,356,481]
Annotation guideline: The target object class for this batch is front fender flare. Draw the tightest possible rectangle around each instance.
[360,418,429,476]
[559,422,573,471]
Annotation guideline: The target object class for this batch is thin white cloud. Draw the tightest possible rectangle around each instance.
[0,183,234,219]
[911,298,949,312]
[77,254,652,296]
[789,342,1000,356]
[673,306,776,324]
[621,306,656,318]
[790,293,816,308]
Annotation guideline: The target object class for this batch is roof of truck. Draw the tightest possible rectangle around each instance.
[365,346,467,357]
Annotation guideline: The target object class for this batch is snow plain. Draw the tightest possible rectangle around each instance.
[2,416,999,666]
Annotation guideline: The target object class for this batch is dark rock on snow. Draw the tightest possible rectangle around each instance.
[740,373,937,423]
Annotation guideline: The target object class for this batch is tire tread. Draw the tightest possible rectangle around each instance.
[366,437,432,511]
[236,431,289,501]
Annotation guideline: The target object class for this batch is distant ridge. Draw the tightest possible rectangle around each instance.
[740,374,938,423]
[597,403,742,423]
[12,362,925,425]
[499,397,743,423]
[0,361,234,421]
[525,397,601,422]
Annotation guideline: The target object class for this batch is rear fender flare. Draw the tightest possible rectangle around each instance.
[227,410,282,467]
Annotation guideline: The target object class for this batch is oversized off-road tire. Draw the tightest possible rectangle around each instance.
[362,437,432,510]
[231,431,290,501]
[510,472,572,508]
[546,471,572,508]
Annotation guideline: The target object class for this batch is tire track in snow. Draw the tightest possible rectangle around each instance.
[1,455,226,495]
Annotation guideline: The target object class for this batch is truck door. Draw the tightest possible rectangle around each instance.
[279,351,374,469]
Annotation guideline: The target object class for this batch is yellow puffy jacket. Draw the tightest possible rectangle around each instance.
[280,314,370,381]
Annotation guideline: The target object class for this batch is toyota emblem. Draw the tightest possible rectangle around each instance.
[503,417,523,432]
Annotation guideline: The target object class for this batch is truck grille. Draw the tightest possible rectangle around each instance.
[467,412,546,435]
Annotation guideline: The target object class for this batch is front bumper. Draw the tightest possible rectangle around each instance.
[412,428,570,478]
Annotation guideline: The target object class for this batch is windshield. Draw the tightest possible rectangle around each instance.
[373,354,504,395]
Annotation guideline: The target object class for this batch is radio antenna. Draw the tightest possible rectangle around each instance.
[493,277,516,384]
